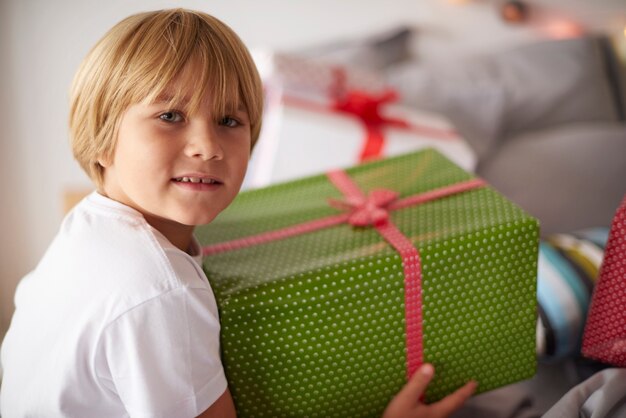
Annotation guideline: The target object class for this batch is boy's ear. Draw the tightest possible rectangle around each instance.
[97,156,111,168]
[96,152,113,168]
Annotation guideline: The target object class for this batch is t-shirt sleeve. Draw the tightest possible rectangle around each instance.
[97,286,227,418]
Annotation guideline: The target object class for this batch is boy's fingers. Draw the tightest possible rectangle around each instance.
[383,364,436,417]
[396,364,435,402]
[430,380,478,417]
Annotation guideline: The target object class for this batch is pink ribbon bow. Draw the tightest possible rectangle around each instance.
[328,189,399,226]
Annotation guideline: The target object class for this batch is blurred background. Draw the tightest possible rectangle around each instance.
[1,0,625,393]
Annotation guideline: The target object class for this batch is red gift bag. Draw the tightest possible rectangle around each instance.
[582,195,626,366]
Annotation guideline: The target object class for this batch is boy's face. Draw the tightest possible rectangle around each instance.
[99,75,251,244]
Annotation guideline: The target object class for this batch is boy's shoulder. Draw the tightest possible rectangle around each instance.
[62,192,162,263]
[67,191,147,231]
[46,192,209,300]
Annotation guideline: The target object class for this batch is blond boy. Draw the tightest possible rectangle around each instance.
[0,9,474,417]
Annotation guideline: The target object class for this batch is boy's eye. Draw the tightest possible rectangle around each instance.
[159,111,184,123]
[220,116,240,128]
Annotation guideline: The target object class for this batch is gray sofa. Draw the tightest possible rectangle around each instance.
[385,34,626,235]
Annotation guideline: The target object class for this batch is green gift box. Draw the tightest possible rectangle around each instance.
[195,148,539,418]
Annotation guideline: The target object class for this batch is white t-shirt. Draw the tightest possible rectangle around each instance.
[1,192,227,417]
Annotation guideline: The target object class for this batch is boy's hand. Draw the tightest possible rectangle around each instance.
[382,364,477,418]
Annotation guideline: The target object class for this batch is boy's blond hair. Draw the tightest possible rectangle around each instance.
[69,8,264,190]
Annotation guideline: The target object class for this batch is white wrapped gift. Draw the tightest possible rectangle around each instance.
[243,53,477,189]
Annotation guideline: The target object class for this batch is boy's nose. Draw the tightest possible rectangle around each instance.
[184,122,224,161]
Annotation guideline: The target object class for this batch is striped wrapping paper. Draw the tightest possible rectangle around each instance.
[536,227,609,360]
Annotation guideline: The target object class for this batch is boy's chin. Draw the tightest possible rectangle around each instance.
[174,212,220,227]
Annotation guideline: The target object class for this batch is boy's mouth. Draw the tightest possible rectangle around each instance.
[172,176,223,185]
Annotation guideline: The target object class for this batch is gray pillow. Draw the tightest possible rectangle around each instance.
[490,36,619,136]
[476,122,626,235]
[386,58,508,159]
[386,36,621,160]
[295,26,414,71]
[599,35,626,120]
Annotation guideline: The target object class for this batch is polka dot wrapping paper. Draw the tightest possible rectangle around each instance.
[195,148,539,417]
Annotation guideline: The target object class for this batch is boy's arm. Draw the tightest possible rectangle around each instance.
[98,286,229,417]
[197,388,237,418]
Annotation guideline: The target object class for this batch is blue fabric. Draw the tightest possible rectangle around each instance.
[536,228,609,360]
[540,242,590,313]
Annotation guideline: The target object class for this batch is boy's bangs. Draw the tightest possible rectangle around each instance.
[134,12,244,118]
[141,55,243,118]
[176,56,242,118]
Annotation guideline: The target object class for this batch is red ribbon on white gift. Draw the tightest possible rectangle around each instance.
[202,170,487,379]
[281,68,459,162]
[333,89,412,161]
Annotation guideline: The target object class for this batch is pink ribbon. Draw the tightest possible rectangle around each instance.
[326,169,426,377]
[202,171,487,379]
